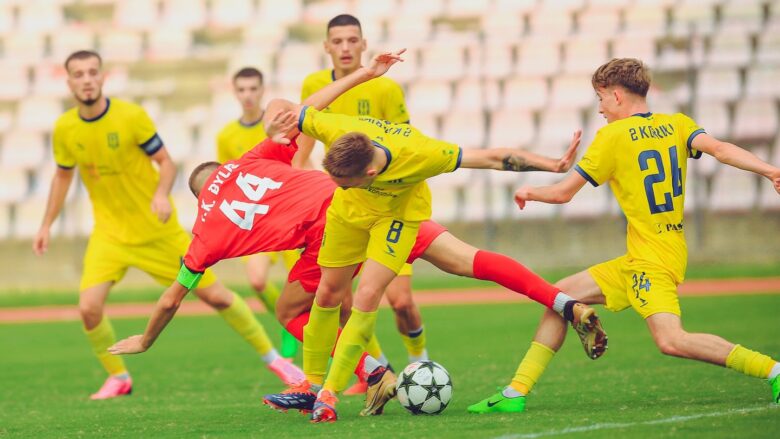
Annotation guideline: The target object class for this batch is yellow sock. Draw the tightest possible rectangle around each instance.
[510,341,556,395]
[303,302,341,386]
[255,282,281,315]
[325,307,377,393]
[84,317,127,376]
[218,292,274,356]
[366,333,383,359]
[401,327,427,357]
[726,344,776,379]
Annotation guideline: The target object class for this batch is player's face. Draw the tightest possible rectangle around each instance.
[324,25,366,72]
[233,76,264,113]
[596,87,620,123]
[66,56,104,106]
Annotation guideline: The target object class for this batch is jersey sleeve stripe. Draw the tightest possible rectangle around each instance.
[298,105,310,132]
[454,147,463,170]
[575,164,599,187]
[56,163,75,170]
[139,133,164,155]
[686,129,705,159]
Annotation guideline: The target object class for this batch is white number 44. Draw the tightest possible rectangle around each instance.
[220,173,282,230]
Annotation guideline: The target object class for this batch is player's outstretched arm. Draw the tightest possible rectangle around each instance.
[33,167,75,256]
[108,281,190,354]
[514,172,588,209]
[149,147,176,223]
[460,130,581,173]
[692,133,780,194]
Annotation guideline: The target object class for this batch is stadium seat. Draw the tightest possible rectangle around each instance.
[481,12,525,42]
[18,0,63,33]
[502,77,548,111]
[302,0,350,24]
[710,165,759,212]
[446,0,491,18]
[0,4,14,36]
[669,0,717,37]
[385,14,433,47]
[745,66,780,98]
[612,36,657,67]
[549,74,596,110]
[173,190,198,231]
[0,63,29,101]
[731,99,778,143]
[275,43,324,87]
[418,40,471,81]
[692,100,730,140]
[0,167,27,203]
[16,96,62,132]
[209,0,254,29]
[353,0,396,23]
[0,111,12,133]
[98,30,144,63]
[68,195,94,237]
[560,180,610,218]
[490,0,539,15]
[646,90,680,115]
[30,164,79,201]
[478,41,515,79]
[428,182,460,223]
[14,196,51,238]
[718,0,764,34]
[526,8,573,39]
[160,0,207,30]
[582,111,607,143]
[705,33,752,68]
[406,80,451,117]
[516,39,561,77]
[0,130,46,170]
[242,22,288,50]
[488,109,536,150]
[157,115,194,164]
[256,0,302,26]
[146,28,192,61]
[622,4,668,38]
[397,0,444,19]
[114,0,159,31]
[578,7,621,37]
[411,113,439,139]
[562,37,608,74]
[695,69,741,102]
[102,66,129,96]
[50,26,95,63]
[537,109,583,155]
[440,110,485,149]
[452,78,484,113]
[3,32,46,65]
[755,29,780,65]
[226,48,275,83]
[486,171,524,220]
[32,64,69,99]
[510,171,560,220]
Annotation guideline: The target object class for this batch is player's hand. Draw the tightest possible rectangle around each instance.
[151,194,172,223]
[554,130,582,173]
[108,335,148,355]
[32,227,50,256]
[266,110,297,145]
[365,48,406,79]
[514,186,532,210]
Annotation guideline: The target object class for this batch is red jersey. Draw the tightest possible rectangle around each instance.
[183,138,336,273]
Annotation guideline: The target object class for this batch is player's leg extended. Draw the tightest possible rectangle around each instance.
[419,230,607,358]
[194,280,305,386]
[279,250,303,358]
[468,269,607,413]
[385,271,428,363]
[247,252,299,359]
[645,313,780,402]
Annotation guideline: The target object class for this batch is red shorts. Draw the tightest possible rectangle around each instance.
[287,220,447,293]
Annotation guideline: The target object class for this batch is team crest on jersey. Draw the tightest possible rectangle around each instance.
[107,132,119,150]
[358,99,370,115]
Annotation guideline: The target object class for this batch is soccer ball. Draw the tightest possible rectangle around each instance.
[395,360,452,415]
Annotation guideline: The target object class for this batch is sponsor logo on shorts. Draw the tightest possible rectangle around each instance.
[385,244,396,257]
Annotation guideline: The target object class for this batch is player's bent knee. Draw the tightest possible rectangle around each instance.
[654,336,684,357]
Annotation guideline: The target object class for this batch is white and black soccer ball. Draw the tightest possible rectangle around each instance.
[395,360,452,415]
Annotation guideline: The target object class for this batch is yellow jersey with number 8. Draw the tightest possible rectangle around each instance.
[574,112,705,283]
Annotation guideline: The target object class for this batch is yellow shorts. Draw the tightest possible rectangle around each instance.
[80,228,217,291]
[588,255,680,319]
[244,250,301,271]
[398,263,413,276]
[317,208,420,274]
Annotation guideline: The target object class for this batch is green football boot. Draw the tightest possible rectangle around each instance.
[771,375,780,404]
[467,389,526,414]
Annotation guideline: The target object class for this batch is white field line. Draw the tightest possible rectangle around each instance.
[493,405,779,439]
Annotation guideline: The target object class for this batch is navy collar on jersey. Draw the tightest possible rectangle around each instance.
[373,140,392,174]
[632,111,653,118]
[80,97,111,122]
[238,112,264,128]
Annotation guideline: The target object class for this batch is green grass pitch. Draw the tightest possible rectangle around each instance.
[2,294,779,438]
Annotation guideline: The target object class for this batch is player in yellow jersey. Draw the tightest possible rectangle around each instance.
[217,66,300,358]
[32,51,303,400]
[261,48,605,422]
[296,14,426,394]
[469,58,780,414]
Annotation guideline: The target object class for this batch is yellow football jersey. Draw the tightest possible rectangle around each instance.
[575,112,705,282]
[299,106,461,222]
[53,98,181,244]
[301,69,409,125]
[216,118,267,163]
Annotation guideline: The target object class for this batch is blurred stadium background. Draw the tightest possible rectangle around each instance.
[0,0,778,291]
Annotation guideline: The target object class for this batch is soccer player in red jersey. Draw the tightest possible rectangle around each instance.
[109,51,605,416]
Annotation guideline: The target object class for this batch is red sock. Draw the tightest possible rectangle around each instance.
[472,250,558,308]
[284,311,368,379]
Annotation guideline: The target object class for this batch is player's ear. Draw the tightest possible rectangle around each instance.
[366,168,378,177]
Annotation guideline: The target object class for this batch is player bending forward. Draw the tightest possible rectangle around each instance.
[469,58,780,414]
[110,52,606,418]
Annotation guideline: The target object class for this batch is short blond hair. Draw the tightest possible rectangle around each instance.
[322,132,374,178]
[591,58,651,97]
